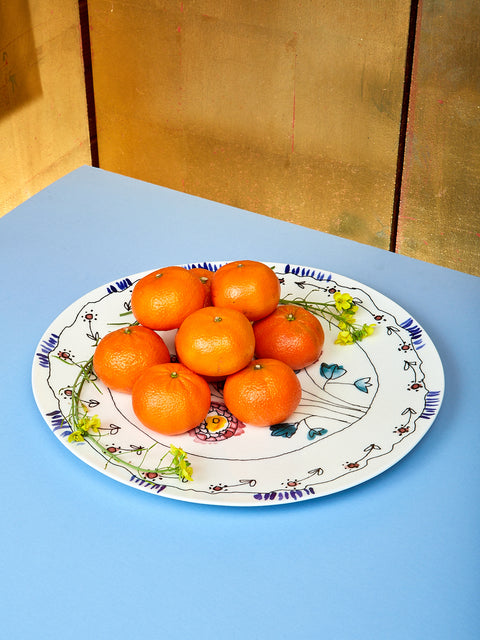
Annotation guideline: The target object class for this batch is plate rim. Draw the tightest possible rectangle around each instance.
[32,261,445,507]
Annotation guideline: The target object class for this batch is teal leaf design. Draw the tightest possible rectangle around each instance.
[320,363,346,380]
[270,423,298,438]
[307,428,328,440]
[354,377,372,393]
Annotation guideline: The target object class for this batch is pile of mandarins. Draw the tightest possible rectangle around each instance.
[92,260,325,436]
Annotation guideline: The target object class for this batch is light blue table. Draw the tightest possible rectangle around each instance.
[1,166,479,639]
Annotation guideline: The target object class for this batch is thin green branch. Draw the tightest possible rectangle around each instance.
[59,351,193,482]
[279,291,375,345]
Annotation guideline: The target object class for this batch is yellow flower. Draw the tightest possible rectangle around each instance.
[78,415,101,433]
[362,323,376,337]
[170,443,186,459]
[169,445,193,481]
[68,414,101,443]
[68,430,85,443]
[178,459,193,482]
[333,292,354,313]
[335,330,355,345]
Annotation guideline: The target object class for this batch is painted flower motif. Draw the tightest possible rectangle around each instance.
[354,377,372,393]
[82,311,97,322]
[270,423,298,438]
[287,417,328,441]
[209,483,227,492]
[284,479,301,488]
[191,403,245,442]
[408,382,423,391]
[319,363,347,380]
[106,445,120,453]
[307,427,328,440]
[395,426,410,435]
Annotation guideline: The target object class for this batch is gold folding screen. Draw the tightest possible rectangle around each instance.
[0,0,90,215]
[397,0,480,274]
[88,1,411,251]
[2,1,479,276]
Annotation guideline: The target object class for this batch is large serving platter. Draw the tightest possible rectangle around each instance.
[32,262,444,506]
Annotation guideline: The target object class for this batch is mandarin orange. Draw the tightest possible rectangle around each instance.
[188,267,214,306]
[253,304,325,370]
[131,266,205,330]
[175,306,255,377]
[93,325,170,393]
[211,260,281,321]
[131,362,211,435]
[223,358,302,427]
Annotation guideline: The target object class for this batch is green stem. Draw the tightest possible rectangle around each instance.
[89,433,187,479]
[59,347,192,481]
[279,294,375,344]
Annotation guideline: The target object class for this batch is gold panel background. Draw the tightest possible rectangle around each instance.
[88,0,411,250]
[2,1,478,276]
[0,0,91,217]
[397,0,480,276]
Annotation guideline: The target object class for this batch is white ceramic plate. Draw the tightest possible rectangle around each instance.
[32,262,444,506]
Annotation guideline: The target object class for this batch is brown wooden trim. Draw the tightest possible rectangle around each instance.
[390,0,420,252]
[78,0,99,167]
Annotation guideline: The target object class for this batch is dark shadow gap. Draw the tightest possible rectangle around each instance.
[78,0,99,167]
[390,0,420,252]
